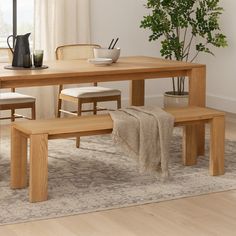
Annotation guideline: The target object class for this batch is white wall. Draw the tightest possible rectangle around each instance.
[91,0,236,113]
[198,0,236,113]
[90,0,170,107]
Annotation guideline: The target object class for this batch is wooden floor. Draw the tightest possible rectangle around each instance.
[0,118,236,235]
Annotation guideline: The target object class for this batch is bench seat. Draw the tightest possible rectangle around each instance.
[11,106,225,202]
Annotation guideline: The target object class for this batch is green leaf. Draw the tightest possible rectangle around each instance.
[140,0,228,93]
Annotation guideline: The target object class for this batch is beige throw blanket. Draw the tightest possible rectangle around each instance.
[109,106,174,178]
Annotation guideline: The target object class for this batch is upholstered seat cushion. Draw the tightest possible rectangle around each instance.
[0,92,36,105]
[61,86,121,98]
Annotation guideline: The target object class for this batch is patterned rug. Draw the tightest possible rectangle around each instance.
[0,131,236,225]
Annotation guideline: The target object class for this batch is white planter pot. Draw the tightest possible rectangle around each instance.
[163,91,189,108]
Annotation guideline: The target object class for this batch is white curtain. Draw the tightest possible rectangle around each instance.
[27,0,91,118]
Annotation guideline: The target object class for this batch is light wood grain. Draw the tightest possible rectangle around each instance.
[188,66,206,156]
[210,116,225,175]
[0,56,204,88]
[12,106,224,136]
[2,115,235,235]
[2,190,236,235]
[10,127,28,189]
[12,114,114,136]
[130,80,145,106]
[183,125,197,166]
[0,101,36,121]
[164,106,224,123]
[1,56,207,151]
[188,67,206,107]
[29,134,48,203]
[11,106,225,202]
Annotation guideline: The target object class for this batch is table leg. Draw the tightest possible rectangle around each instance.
[29,134,48,203]
[11,126,28,189]
[130,80,145,106]
[188,66,206,156]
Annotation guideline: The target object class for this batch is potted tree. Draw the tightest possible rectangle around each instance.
[140,0,227,107]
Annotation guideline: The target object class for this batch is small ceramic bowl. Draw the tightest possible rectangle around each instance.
[93,48,120,63]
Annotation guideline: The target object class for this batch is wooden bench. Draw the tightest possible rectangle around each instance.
[11,106,225,203]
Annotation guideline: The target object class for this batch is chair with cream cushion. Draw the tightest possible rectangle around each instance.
[55,44,121,147]
[0,48,36,121]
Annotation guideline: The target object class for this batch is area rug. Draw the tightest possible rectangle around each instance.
[0,131,236,225]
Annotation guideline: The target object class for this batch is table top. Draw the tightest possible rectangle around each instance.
[0,56,204,88]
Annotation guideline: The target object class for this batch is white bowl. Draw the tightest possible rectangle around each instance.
[88,58,113,65]
[93,48,120,63]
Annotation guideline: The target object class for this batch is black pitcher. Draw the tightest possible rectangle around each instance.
[7,33,31,67]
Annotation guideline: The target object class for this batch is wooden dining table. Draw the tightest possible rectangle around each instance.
[0,56,206,155]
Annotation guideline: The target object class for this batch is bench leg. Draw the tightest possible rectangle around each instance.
[29,134,48,203]
[196,124,205,156]
[210,116,225,176]
[183,125,198,166]
[11,127,28,189]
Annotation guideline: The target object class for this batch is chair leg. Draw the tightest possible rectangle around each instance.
[117,96,121,109]
[11,109,15,122]
[31,102,36,120]
[76,100,82,148]
[93,101,97,115]
[57,98,62,118]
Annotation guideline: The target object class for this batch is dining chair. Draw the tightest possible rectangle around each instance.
[0,48,36,121]
[55,44,121,147]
